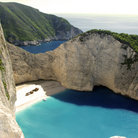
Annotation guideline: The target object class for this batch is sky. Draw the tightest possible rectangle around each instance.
[0,0,138,15]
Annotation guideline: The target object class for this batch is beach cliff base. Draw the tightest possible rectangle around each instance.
[15,81,66,112]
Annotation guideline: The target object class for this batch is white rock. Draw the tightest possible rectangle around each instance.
[8,32,138,100]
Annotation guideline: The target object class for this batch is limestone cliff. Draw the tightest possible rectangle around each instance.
[7,31,138,100]
[0,24,23,138]
[7,42,56,84]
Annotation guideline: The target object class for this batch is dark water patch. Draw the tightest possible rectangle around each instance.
[20,40,65,53]
[16,86,138,138]
[52,86,138,113]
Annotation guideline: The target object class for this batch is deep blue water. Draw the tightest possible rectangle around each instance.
[20,40,65,54]
[16,87,138,138]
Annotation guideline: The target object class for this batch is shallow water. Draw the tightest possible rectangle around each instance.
[16,87,138,138]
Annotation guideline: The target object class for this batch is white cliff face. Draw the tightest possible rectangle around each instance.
[8,32,138,100]
[7,42,56,84]
[52,34,138,99]
[0,24,23,138]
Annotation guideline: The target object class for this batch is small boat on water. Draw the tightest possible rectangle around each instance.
[43,98,47,101]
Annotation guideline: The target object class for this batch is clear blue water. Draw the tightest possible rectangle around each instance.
[16,87,138,138]
[16,15,138,138]
[20,41,65,54]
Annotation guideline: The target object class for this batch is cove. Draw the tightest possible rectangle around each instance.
[16,86,138,138]
[20,40,65,54]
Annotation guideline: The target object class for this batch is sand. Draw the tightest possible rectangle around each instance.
[110,136,127,138]
[15,81,66,112]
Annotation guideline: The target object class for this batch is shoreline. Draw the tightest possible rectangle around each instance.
[13,39,68,46]
[15,81,66,112]
[15,95,48,112]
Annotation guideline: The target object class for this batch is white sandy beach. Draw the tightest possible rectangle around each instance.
[15,81,66,112]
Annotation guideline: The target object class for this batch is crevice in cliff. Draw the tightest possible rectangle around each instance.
[0,57,10,100]
[121,52,138,70]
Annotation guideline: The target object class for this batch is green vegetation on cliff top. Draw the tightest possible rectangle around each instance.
[0,2,80,43]
[79,29,138,53]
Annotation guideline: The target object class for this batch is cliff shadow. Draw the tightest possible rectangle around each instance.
[51,86,138,113]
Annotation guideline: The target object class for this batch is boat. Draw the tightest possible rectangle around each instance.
[43,98,47,101]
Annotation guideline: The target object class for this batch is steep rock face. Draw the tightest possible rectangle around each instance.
[8,33,138,100]
[7,42,56,84]
[0,24,23,138]
[52,34,138,99]
[55,26,83,40]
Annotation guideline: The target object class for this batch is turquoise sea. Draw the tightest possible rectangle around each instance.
[17,14,138,138]
[16,87,138,138]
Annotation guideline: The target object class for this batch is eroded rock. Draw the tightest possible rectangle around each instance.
[0,24,23,138]
[8,32,138,100]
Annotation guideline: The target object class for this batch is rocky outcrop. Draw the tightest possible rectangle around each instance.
[0,24,23,138]
[12,26,82,46]
[55,26,83,40]
[14,40,40,46]
[8,32,138,100]
[7,42,56,84]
